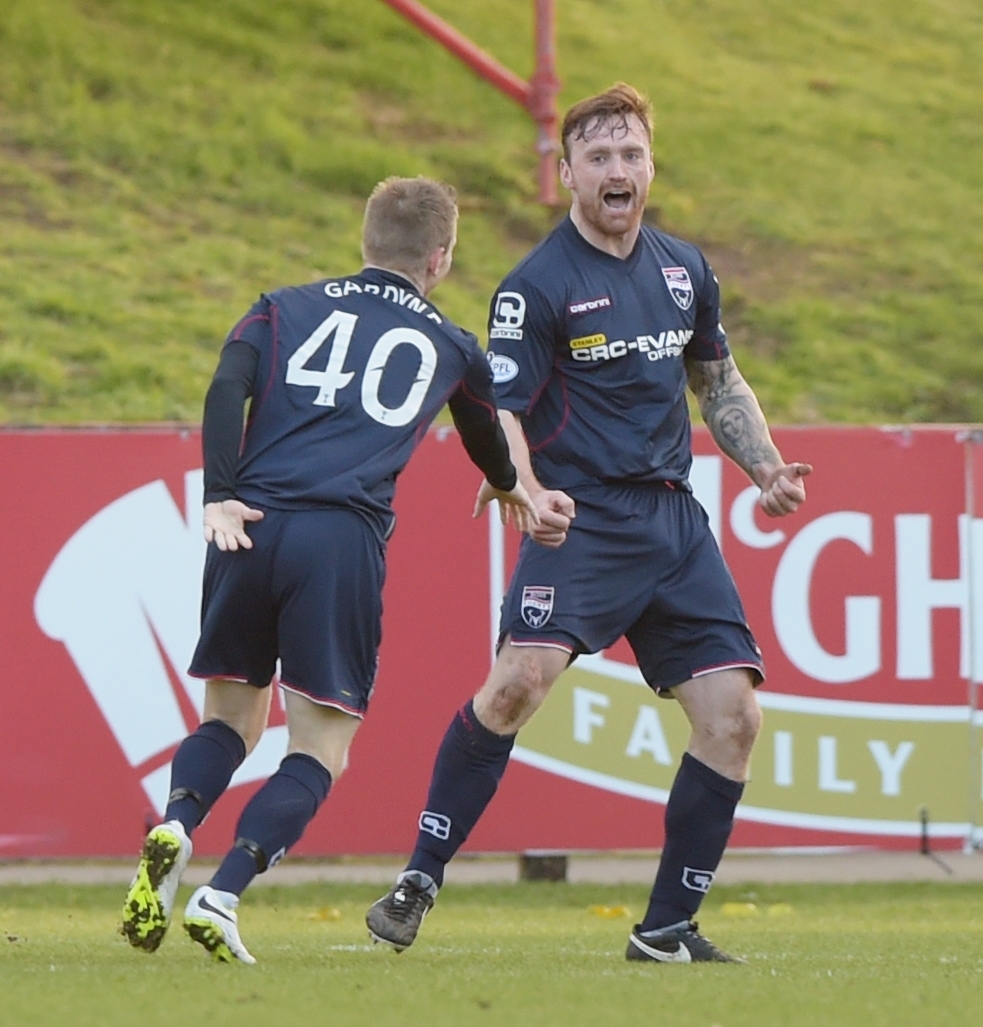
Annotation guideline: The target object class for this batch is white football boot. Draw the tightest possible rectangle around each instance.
[184,885,257,964]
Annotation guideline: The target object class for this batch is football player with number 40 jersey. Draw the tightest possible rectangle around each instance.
[368,85,812,964]
[121,177,538,964]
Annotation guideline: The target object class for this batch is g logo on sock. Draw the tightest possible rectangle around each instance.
[419,811,451,841]
[681,867,714,893]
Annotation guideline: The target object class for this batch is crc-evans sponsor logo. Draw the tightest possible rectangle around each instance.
[571,329,693,363]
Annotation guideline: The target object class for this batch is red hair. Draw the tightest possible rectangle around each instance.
[561,83,653,161]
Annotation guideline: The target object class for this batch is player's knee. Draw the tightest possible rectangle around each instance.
[721,693,760,759]
[321,747,349,781]
[719,676,761,747]
[481,661,552,730]
[243,712,272,756]
[483,683,536,730]
[288,741,346,781]
[282,691,360,780]
[728,700,761,761]
[284,724,350,780]
[203,679,272,755]
[690,691,760,764]
[204,716,261,757]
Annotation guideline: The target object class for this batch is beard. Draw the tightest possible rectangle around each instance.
[576,183,648,238]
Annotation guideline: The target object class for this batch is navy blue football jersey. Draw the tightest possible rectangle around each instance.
[486,217,729,490]
[226,268,497,536]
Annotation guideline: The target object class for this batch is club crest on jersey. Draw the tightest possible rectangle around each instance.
[661,267,694,310]
[521,586,555,628]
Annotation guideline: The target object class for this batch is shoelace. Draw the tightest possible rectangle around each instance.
[386,884,429,923]
[684,921,728,959]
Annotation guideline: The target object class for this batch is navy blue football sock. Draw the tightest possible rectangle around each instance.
[640,752,744,932]
[163,719,247,835]
[406,700,515,888]
[210,752,332,896]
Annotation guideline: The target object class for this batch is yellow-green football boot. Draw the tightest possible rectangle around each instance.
[120,820,192,952]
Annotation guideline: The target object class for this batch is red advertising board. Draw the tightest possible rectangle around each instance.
[1,426,980,858]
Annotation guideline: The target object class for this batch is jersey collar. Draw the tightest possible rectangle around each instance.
[360,266,424,296]
[560,214,645,271]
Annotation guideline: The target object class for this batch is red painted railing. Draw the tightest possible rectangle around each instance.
[379,0,561,204]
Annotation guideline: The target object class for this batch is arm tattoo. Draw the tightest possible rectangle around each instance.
[686,356,780,478]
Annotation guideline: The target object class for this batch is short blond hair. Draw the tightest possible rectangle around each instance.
[561,83,653,162]
[362,176,458,277]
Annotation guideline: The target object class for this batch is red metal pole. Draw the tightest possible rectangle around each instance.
[378,0,531,107]
[378,0,561,205]
[530,0,561,205]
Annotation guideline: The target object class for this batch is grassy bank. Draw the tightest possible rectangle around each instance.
[1,0,981,423]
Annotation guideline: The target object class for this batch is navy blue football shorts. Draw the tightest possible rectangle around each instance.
[501,482,764,695]
[189,507,385,717]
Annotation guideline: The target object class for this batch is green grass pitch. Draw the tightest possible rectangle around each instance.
[1,881,981,1026]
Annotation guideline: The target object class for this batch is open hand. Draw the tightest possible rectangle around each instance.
[203,499,265,551]
[473,480,541,534]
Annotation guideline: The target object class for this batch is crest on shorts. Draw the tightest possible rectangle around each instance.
[521,586,555,629]
[661,267,694,311]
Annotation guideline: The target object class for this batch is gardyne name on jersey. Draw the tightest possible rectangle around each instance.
[569,329,694,363]
[324,279,442,324]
